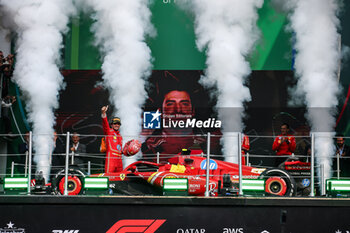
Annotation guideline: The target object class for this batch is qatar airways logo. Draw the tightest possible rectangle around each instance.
[143,110,221,129]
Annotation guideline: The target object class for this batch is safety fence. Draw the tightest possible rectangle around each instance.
[0,132,349,198]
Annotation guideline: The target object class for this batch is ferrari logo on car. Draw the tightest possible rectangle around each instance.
[120,174,126,181]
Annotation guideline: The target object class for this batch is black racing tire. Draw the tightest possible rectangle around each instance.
[259,168,296,197]
[52,168,86,195]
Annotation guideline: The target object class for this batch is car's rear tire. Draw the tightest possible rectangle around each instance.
[52,168,85,195]
[259,168,296,196]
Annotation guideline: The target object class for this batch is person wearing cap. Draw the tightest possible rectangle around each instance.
[272,123,296,167]
[101,105,123,173]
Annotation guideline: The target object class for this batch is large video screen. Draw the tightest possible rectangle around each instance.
[56,70,311,167]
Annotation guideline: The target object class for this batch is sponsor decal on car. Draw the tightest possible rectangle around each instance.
[160,174,180,183]
[147,172,179,185]
[169,164,186,173]
[231,175,260,181]
[251,168,266,174]
[302,178,310,187]
[200,159,218,170]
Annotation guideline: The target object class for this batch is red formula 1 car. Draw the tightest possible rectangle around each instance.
[47,149,311,197]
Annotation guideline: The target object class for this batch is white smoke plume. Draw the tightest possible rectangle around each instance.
[282,0,341,179]
[0,0,76,181]
[84,0,154,166]
[179,0,263,163]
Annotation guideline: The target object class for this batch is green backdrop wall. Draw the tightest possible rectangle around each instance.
[63,0,292,70]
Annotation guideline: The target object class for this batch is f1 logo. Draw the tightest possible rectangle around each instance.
[106,219,166,233]
[143,110,161,129]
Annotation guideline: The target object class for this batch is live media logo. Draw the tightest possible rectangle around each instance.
[143,110,161,129]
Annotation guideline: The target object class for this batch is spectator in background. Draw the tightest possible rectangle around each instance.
[70,132,86,154]
[35,132,63,183]
[18,131,30,154]
[15,131,30,175]
[6,54,14,68]
[0,52,16,141]
[70,132,86,168]
[51,131,65,168]
[336,135,350,157]
[334,135,350,178]
[1,53,14,98]
[303,144,311,163]
[272,123,296,167]
[0,51,4,64]
[1,95,16,140]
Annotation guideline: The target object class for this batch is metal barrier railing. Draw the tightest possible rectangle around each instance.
[0,132,349,197]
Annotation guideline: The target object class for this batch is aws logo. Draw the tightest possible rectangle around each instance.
[106,219,166,233]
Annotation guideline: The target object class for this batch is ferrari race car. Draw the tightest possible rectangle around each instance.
[34,149,311,197]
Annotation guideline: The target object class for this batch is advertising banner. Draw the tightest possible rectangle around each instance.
[0,201,350,233]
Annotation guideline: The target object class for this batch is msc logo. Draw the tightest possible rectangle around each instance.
[143,110,161,129]
[106,219,166,233]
